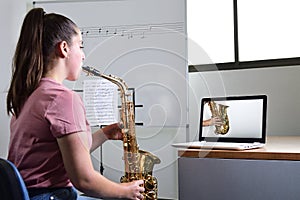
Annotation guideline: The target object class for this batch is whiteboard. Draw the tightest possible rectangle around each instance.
[34,0,188,127]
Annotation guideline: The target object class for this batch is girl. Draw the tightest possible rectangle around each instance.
[6,8,144,200]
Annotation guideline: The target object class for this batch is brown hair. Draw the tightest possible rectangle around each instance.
[6,8,78,117]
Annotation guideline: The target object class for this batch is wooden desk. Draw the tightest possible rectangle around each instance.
[178,136,300,200]
[178,136,300,160]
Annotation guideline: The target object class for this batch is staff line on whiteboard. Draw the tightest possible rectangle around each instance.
[80,21,184,39]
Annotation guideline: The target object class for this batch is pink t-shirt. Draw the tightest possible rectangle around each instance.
[8,78,92,188]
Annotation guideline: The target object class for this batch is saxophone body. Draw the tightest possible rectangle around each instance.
[208,101,230,135]
[82,66,160,200]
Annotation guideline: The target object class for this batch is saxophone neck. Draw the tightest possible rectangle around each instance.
[82,66,129,94]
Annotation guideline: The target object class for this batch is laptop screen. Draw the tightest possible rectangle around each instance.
[199,95,267,143]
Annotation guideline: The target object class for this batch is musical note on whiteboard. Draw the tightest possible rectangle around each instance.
[80,22,184,39]
[83,79,118,126]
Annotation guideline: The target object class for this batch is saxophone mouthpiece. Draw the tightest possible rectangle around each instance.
[82,66,91,74]
[82,65,94,72]
[82,65,88,70]
[82,66,101,76]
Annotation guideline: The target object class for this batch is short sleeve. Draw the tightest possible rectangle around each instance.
[45,90,90,138]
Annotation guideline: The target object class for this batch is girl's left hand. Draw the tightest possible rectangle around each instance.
[103,122,123,140]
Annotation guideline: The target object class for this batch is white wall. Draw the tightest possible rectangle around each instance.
[0,0,30,158]
[188,66,300,142]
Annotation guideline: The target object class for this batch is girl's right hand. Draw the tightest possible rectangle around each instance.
[122,180,145,200]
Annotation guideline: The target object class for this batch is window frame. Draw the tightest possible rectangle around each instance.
[189,0,300,72]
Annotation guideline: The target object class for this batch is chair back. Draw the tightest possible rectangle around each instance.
[0,158,30,200]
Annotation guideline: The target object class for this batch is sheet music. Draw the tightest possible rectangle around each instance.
[83,79,118,126]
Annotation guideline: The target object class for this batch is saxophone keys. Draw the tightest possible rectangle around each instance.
[122,128,129,134]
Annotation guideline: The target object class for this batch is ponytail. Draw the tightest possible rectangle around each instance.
[7,8,44,117]
[7,8,78,117]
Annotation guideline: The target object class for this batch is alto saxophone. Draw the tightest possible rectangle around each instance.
[82,66,161,200]
[208,101,230,135]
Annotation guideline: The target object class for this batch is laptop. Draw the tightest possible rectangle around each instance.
[173,95,267,150]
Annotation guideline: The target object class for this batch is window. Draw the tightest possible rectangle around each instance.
[188,0,300,72]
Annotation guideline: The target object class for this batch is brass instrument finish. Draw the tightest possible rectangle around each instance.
[82,66,160,200]
[208,101,230,135]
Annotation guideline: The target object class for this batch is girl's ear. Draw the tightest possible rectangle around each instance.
[57,41,69,58]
